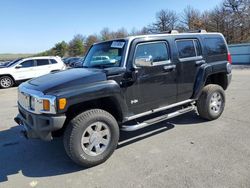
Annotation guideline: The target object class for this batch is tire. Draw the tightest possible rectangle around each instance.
[0,76,14,88]
[197,84,225,120]
[63,109,119,167]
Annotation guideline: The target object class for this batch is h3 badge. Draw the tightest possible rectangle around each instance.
[131,99,139,104]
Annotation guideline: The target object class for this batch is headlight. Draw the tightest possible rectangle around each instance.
[18,85,57,114]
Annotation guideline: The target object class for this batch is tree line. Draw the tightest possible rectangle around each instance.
[39,0,250,57]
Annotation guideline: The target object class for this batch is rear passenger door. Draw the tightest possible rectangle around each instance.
[175,38,205,101]
[34,59,51,77]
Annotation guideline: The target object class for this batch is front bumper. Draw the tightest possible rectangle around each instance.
[14,104,66,141]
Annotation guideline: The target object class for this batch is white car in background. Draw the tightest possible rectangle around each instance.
[0,56,66,88]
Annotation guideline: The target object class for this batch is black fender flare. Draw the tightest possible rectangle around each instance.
[192,61,230,99]
[56,80,128,118]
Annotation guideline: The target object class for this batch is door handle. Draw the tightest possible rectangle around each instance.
[196,60,206,66]
[163,65,176,71]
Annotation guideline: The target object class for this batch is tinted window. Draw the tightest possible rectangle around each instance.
[50,59,57,64]
[205,38,227,55]
[36,59,50,66]
[176,40,196,58]
[194,40,202,56]
[20,60,35,68]
[135,42,169,63]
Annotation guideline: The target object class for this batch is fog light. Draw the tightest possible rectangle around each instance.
[43,99,50,111]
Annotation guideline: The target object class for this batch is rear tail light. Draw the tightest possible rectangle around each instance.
[227,53,232,64]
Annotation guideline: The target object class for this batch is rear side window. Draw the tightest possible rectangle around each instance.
[205,38,227,55]
[36,59,50,66]
[50,59,58,64]
[135,42,170,63]
[20,60,35,68]
[176,39,201,59]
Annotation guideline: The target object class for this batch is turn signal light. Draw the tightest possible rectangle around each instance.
[58,98,67,110]
[43,100,50,111]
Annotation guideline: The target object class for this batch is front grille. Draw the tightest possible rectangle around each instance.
[18,90,30,111]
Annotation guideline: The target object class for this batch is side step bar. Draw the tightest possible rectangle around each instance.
[121,105,196,132]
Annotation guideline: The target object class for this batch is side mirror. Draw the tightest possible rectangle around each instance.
[135,55,153,67]
[15,65,22,69]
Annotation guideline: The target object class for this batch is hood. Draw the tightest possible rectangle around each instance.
[23,68,107,94]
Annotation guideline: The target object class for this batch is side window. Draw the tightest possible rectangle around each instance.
[36,59,50,66]
[194,40,202,56]
[134,42,170,65]
[19,60,35,68]
[176,40,196,58]
[205,38,227,55]
[50,59,58,64]
[176,39,202,59]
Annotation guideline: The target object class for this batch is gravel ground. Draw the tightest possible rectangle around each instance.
[0,69,250,188]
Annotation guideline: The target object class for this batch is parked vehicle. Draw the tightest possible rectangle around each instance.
[15,30,232,167]
[0,56,66,88]
[0,61,10,66]
[63,57,82,67]
[69,57,85,68]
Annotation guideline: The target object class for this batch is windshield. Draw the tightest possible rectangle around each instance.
[83,40,126,68]
[5,58,22,67]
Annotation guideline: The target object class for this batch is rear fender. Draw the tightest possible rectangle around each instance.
[192,61,229,99]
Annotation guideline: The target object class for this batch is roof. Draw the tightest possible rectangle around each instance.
[94,31,223,45]
[22,56,61,61]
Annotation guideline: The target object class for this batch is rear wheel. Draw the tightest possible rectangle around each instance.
[197,84,225,120]
[0,76,14,88]
[63,109,119,167]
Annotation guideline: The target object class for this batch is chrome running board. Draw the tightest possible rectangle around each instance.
[121,105,195,132]
[125,99,194,121]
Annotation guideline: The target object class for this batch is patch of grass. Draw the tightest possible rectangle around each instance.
[0,53,35,61]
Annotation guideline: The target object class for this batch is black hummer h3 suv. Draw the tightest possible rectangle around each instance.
[15,30,232,167]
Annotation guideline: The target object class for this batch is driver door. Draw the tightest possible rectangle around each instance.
[125,41,177,115]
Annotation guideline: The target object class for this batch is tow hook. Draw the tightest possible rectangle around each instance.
[14,117,21,125]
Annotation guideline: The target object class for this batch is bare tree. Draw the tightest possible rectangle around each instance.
[100,28,112,41]
[148,9,179,33]
[180,6,202,30]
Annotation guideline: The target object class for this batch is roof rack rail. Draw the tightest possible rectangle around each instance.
[158,30,179,34]
[185,29,207,33]
[167,30,179,34]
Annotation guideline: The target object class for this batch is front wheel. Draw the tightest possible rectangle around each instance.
[0,76,14,88]
[197,84,225,120]
[63,109,119,167]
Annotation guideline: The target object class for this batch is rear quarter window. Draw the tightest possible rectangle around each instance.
[50,59,58,64]
[205,37,227,55]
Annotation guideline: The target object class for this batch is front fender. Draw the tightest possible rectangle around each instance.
[54,80,127,115]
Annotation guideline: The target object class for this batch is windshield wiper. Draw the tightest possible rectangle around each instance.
[90,64,114,69]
